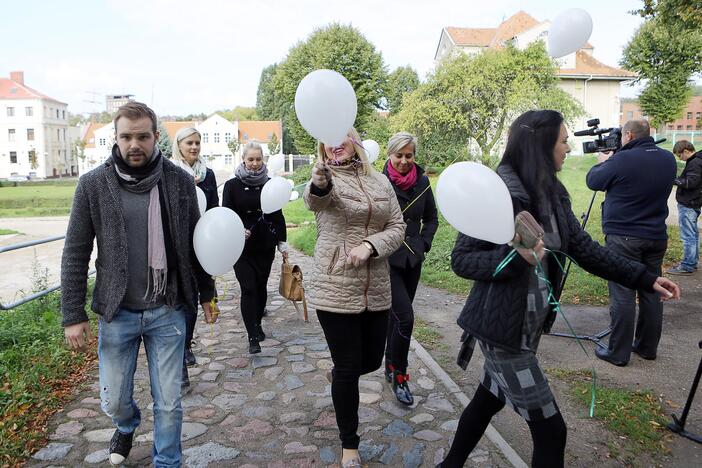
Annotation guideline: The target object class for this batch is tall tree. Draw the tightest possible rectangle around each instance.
[267,133,280,154]
[217,106,259,121]
[635,0,702,31]
[157,122,172,158]
[271,23,388,154]
[256,64,280,120]
[391,43,583,167]
[385,66,420,113]
[621,18,702,127]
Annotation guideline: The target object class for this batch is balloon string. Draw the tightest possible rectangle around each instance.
[401,184,432,214]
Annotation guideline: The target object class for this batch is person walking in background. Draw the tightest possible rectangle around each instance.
[667,140,702,275]
[61,102,216,467]
[171,126,219,379]
[440,110,680,468]
[586,119,677,366]
[382,131,438,406]
[222,142,287,354]
[304,128,405,467]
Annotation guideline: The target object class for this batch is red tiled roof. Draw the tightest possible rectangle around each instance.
[238,120,282,144]
[490,11,540,46]
[445,27,496,47]
[162,121,197,140]
[82,122,107,148]
[558,50,636,78]
[0,78,65,104]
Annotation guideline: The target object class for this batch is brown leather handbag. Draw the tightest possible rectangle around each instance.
[278,258,308,322]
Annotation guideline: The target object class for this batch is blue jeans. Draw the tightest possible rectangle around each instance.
[98,305,186,468]
[678,203,701,271]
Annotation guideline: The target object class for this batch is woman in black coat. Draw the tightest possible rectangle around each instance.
[382,132,438,406]
[438,110,680,468]
[222,142,287,354]
[172,127,219,375]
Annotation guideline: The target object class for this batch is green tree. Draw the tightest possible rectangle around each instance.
[256,63,280,119]
[267,133,280,154]
[71,139,86,161]
[621,19,702,127]
[218,106,259,121]
[157,122,172,158]
[635,0,702,31]
[227,139,240,157]
[271,23,388,154]
[385,65,420,113]
[391,43,583,167]
[361,111,391,167]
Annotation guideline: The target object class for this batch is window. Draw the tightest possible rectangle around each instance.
[63,129,66,141]
[225,154,233,165]
[56,109,60,119]
[214,133,220,143]
[57,129,61,140]
[25,107,33,116]
[99,138,106,146]
[224,132,231,143]
[243,133,249,140]
[203,133,209,143]
[697,112,701,120]
[28,150,36,166]
[8,129,15,141]
[687,125,693,130]
[677,125,683,130]
[667,125,674,130]
[626,111,633,119]
[27,128,34,141]
[10,151,17,163]
[62,110,66,120]
[687,112,693,120]
[6,107,14,117]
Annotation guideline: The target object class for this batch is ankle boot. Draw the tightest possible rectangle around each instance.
[248,337,261,354]
[392,370,414,406]
[384,362,394,383]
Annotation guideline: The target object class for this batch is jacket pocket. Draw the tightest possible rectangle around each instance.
[327,246,341,275]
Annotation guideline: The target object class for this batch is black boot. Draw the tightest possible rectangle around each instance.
[184,347,196,367]
[392,370,414,406]
[248,337,261,354]
[256,324,266,342]
[384,362,394,383]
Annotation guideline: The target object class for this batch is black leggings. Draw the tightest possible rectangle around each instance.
[234,250,275,340]
[442,384,567,468]
[317,309,389,449]
[385,264,422,373]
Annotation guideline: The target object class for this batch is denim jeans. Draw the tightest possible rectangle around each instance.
[98,304,186,468]
[678,203,701,271]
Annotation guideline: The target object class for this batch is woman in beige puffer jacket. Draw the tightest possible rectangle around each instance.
[304,128,405,466]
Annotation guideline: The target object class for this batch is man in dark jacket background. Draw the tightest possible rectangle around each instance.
[668,140,702,275]
[61,102,216,467]
[586,119,677,366]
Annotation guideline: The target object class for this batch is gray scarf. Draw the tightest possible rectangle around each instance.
[235,162,268,186]
[112,146,168,302]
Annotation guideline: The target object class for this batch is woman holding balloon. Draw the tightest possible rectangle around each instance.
[171,126,219,375]
[304,128,405,467]
[222,142,288,354]
[439,110,681,468]
[382,132,438,406]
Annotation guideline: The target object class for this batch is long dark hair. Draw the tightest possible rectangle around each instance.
[499,110,564,222]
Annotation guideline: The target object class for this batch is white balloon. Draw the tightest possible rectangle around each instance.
[548,9,593,59]
[193,207,245,275]
[268,153,285,175]
[289,190,300,201]
[261,176,293,214]
[286,178,295,188]
[436,162,514,244]
[195,186,207,216]
[362,139,380,163]
[294,69,358,147]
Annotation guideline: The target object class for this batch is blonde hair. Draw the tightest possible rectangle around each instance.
[171,127,200,162]
[387,131,417,157]
[242,141,264,159]
[316,127,371,176]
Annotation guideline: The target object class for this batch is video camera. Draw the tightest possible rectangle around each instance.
[574,118,622,154]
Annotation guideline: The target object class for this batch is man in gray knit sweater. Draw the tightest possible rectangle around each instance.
[61,102,216,467]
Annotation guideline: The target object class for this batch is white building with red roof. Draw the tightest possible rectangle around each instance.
[0,71,76,179]
[435,11,637,133]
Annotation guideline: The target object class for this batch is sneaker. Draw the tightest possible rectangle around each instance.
[248,338,261,354]
[109,429,134,465]
[392,370,414,406]
[184,348,196,367]
[667,265,694,275]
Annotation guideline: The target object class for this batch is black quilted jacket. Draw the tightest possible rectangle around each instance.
[451,165,658,352]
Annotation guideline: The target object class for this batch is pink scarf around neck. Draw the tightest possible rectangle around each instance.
[387,162,418,191]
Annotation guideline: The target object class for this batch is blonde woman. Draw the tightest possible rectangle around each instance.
[304,128,406,467]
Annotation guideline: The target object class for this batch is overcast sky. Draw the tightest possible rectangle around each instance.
[1,0,646,116]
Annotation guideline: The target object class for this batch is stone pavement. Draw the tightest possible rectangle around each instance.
[29,249,510,467]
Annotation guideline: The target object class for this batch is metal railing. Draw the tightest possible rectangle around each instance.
[0,235,95,310]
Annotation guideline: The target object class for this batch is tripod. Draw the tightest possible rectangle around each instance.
[668,340,702,444]
[548,189,611,348]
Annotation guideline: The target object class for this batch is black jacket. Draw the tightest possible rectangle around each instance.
[198,168,220,210]
[221,177,286,254]
[586,136,676,240]
[383,162,439,269]
[451,165,658,352]
[674,152,702,209]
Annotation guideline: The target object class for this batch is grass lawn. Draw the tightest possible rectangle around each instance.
[0,184,76,218]
[284,156,683,305]
[0,229,19,235]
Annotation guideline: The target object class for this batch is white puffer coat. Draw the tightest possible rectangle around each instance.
[304,162,406,314]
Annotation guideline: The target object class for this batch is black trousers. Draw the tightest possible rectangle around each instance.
[385,264,422,373]
[234,249,275,340]
[317,309,389,449]
[185,307,197,350]
[605,234,667,362]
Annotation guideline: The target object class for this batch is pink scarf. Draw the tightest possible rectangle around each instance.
[387,162,418,191]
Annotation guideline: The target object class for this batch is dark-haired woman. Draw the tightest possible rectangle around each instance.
[439,110,680,468]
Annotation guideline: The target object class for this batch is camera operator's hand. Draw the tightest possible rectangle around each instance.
[597,151,613,163]
[653,277,681,301]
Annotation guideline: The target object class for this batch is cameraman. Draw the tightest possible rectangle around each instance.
[668,140,702,275]
[586,119,677,366]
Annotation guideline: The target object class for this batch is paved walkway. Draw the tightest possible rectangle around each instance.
[28,249,511,467]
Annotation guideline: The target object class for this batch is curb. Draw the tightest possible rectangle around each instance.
[411,337,528,468]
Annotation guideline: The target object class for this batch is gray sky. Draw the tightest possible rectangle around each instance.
[1,0,646,116]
